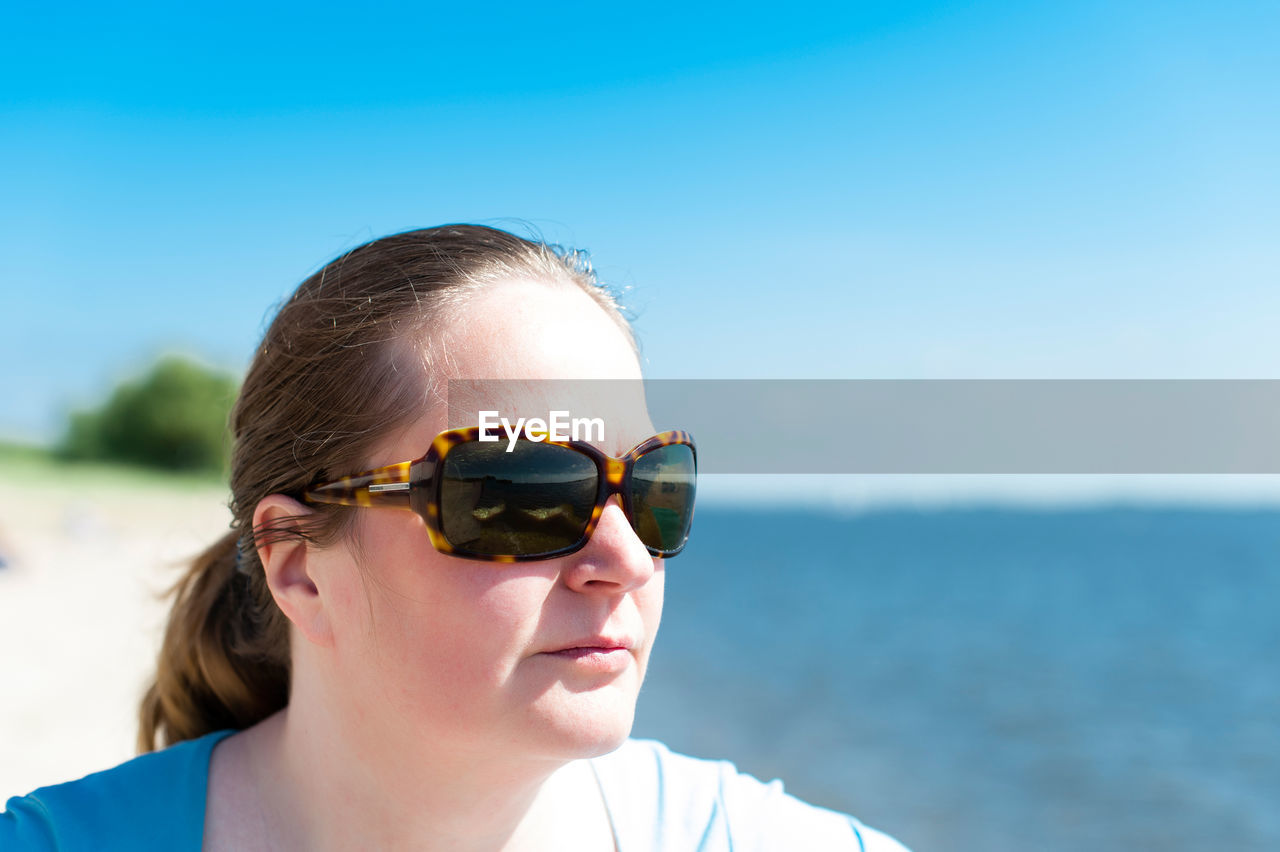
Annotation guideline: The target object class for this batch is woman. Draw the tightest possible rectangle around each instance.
[1,226,909,851]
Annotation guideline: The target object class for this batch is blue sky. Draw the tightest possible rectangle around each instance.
[3,1,1278,448]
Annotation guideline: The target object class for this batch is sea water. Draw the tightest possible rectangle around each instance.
[632,506,1280,851]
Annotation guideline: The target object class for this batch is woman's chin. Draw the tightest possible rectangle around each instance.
[525,685,639,759]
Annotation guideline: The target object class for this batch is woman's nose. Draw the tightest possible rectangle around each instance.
[560,497,656,594]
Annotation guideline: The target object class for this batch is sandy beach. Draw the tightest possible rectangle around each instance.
[0,462,231,798]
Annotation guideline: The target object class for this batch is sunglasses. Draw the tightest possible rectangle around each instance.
[302,427,696,562]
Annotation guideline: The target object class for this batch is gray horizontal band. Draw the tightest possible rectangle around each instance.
[448,380,1280,474]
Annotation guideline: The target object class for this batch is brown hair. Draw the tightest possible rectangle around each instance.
[137,224,632,752]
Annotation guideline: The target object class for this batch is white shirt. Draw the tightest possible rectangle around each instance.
[589,740,912,851]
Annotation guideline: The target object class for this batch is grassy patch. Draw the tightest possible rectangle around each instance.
[0,440,227,493]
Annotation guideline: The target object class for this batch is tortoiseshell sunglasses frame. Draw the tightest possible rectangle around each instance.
[302,427,696,563]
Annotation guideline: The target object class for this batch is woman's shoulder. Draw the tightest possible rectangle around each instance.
[0,729,235,851]
[589,739,911,852]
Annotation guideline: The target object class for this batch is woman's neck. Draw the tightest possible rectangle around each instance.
[206,706,615,852]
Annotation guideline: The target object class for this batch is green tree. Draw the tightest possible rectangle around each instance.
[60,356,239,472]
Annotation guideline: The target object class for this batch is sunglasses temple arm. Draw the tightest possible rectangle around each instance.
[302,461,414,509]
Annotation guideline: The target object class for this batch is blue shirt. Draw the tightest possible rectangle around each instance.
[1,730,232,850]
[1,732,909,850]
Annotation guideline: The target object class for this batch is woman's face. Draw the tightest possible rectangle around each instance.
[313,279,663,763]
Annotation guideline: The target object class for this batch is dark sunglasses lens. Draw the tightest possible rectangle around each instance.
[440,441,598,557]
[630,443,696,555]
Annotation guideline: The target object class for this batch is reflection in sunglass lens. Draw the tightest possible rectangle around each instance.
[440,442,598,556]
[630,443,696,554]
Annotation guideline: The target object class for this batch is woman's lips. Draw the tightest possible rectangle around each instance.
[542,644,634,673]
[549,646,626,659]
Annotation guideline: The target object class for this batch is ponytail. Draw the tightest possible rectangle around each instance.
[137,529,290,752]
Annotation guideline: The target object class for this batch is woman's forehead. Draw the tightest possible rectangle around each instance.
[437,279,642,382]
[376,281,653,460]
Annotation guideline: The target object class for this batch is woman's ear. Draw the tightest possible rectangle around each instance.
[253,495,335,647]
